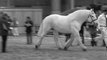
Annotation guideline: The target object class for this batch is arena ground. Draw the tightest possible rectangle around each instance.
[0,35,107,60]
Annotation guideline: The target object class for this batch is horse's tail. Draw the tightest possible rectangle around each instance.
[37,15,55,37]
[37,15,51,36]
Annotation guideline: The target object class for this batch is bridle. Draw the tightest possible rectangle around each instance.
[85,13,98,29]
[87,13,97,23]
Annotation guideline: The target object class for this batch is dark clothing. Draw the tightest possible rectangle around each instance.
[65,34,71,42]
[1,35,8,52]
[24,20,33,44]
[87,22,98,38]
[0,17,10,52]
[79,22,86,44]
[86,22,98,46]
[0,19,10,35]
[26,33,32,44]
[79,22,86,34]
[25,21,33,33]
[91,38,97,47]
[102,39,106,47]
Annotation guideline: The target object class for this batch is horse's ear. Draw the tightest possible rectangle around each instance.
[90,9,95,13]
[90,9,93,11]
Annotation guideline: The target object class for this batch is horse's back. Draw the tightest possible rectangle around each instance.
[43,9,89,23]
[43,14,68,24]
[42,14,72,33]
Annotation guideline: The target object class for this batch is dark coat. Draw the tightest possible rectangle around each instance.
[24,20,33,33]
[86,22,98,38]
[0,17,10,35]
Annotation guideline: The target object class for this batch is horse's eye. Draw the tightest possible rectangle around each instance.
[91,16,93,17]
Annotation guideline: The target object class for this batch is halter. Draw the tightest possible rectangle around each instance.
[87,13,97,23]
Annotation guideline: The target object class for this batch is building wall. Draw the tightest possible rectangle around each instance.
[0,8,42,33]
[75,0,93,7]
[0,0,107,18]
[1,0,107,8]
[0,0,8,6]
[13,0,50,7]
[61,0,71,12]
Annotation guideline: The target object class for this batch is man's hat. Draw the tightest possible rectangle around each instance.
[89,4,102,11]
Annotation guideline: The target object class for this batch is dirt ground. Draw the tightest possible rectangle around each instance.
[0,36,107,60]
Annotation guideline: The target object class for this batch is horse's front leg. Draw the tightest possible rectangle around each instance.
[76,33,87,51]
[35,33,45,49]
[53,30,62,49]
[35,26,48,49]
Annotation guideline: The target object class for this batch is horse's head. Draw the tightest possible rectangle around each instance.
[87,9,97,22]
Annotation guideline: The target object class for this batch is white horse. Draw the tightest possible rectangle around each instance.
[35,9,97,51]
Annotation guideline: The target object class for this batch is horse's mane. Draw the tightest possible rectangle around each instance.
[67,9,90,16]
[61,8,87,15]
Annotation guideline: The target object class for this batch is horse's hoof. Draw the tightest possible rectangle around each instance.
[35,45,39,49]
[58,48,63,50]
[64,47,68,51]
[82,49,87,51]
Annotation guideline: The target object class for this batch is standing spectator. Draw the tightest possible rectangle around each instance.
[24,17,33,44]
[0,12,11,52]
[5,14,13,35]
[12,18,19,36]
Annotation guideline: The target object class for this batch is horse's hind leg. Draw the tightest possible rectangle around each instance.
[53,30,62,49]
[64,26,87,51]
[35,24,51,49]
[63,34,74,50]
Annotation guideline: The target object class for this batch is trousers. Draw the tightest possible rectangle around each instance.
[100,27,107,47]
[1,35,8,52]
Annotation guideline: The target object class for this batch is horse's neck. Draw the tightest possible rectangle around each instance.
[67,10,90,26]
[68,14,87,25]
